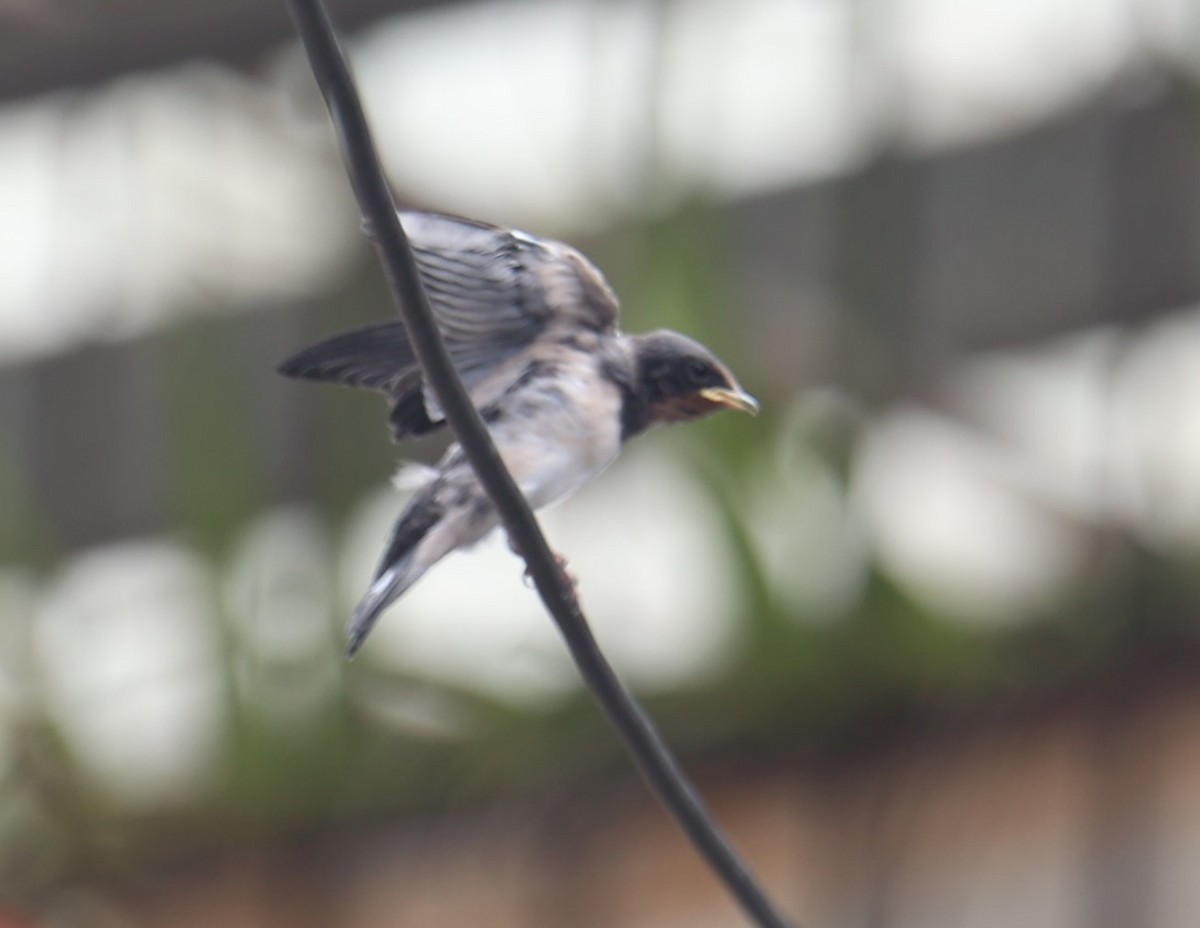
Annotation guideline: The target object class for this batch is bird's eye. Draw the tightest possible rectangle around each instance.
[687,360,710,384]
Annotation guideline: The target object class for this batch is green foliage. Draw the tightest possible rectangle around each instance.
[8,204,1200,897]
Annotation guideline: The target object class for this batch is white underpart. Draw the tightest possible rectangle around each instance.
[493,355,626,510]
[389,352,626,594]
[391,462,437,491]
[413,350,627,517]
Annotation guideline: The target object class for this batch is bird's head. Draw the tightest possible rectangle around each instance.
[631,330,759,427]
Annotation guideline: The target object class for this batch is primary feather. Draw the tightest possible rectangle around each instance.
[278,211,619,440]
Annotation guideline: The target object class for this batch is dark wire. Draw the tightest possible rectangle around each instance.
[282,3,796,925]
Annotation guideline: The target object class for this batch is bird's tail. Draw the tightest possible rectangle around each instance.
[345,493,444,659]
[345,555,421,658]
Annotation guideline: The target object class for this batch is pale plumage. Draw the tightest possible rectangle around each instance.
[279,211,757,656]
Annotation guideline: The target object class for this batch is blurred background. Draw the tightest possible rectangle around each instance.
[3,0,1200,925]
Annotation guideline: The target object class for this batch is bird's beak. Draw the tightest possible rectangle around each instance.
[700,386,760,416]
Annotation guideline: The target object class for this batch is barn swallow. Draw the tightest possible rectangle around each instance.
[279,211,758,657]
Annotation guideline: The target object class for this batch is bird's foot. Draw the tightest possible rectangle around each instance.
[541,553,577,592]
[509,537,578,596]
[521,553,577,591]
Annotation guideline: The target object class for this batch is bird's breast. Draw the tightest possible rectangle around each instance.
[489,354,624,511]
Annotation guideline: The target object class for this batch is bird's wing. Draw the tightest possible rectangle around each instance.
[277,211,621,440]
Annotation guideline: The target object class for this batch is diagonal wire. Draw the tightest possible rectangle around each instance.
[282,3,796,926]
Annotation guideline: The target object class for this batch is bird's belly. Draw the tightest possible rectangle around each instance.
[515,432,620,510]
[491,372,623,511]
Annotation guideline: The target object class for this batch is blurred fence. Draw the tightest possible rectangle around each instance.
[3,4,1200,927]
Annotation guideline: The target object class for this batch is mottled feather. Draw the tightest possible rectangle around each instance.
[278,211,620,440]
[278,211,757,656]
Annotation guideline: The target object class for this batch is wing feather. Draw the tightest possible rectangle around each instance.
[277,322,414,394]
[277,211,620,440]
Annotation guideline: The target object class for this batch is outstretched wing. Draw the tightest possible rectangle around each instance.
[278,211,620,440]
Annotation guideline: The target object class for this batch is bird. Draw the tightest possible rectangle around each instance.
[278,211,758,657]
